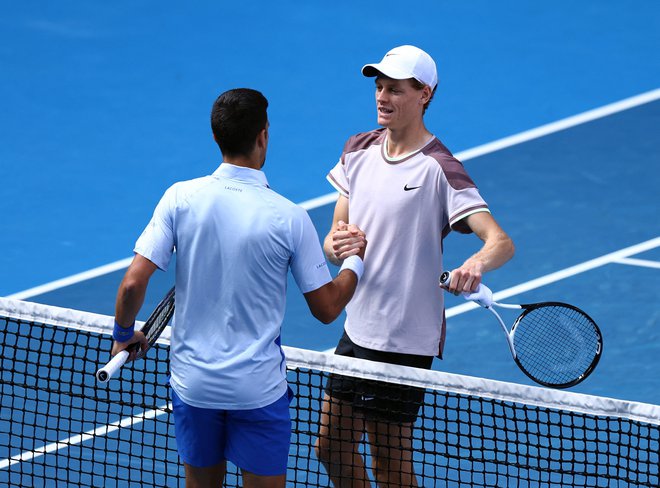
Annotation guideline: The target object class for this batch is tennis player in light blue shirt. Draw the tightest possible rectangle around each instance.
[110,88,366,487]
[136,162,332,411]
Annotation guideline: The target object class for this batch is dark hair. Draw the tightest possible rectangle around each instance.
[210,88,268,157]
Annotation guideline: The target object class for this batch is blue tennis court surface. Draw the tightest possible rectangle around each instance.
[2,0,659,399]
[1,1,660,483]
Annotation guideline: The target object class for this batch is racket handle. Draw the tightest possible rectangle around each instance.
[439,271,451,286]
[463,284,494,308]
[96,350,129,383]
[439,271,494,308]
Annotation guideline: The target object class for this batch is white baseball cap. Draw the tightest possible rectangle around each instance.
[362,45,438,90]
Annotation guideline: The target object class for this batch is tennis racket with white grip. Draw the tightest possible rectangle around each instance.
[439,272,602,389]
[96,286,175,383]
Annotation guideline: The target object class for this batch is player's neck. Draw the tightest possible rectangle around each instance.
[223,159,263,171]
[385,123,433,158]
[222,149,265,171]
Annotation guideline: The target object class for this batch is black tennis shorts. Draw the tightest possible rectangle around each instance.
[324,330,434,423]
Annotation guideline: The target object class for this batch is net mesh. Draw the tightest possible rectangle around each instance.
[1,297,659,487]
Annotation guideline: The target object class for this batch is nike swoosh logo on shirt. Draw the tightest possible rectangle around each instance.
[404,184,422,191]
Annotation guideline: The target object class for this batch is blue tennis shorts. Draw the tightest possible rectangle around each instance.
[171,387,292,476]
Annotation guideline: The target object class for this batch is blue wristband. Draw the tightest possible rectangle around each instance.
[113,321,135,342]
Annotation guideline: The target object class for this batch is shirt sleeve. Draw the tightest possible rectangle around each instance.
[134,185,177,271]
[439,158,490,234]
[327,158,349,197]
[447,189,491,233]
[289,207,332,293]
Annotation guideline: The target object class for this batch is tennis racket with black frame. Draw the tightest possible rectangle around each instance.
[96,286,175,383]
[439,271,602,389]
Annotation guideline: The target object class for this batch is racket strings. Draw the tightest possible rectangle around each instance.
[136,288,175,358]
[147,301,174,338]
[513,305,600,387]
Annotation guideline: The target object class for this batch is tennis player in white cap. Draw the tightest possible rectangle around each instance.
[315,45,514,487]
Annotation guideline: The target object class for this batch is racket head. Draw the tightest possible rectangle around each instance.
[510,302,602,389]
[134,286,175,359]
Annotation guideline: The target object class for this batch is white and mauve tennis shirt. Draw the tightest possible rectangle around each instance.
[328,128,489,357]
[135,163,331,410]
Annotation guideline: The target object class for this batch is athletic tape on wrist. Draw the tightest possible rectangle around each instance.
[339,255,364,281]
[113,321,135,342]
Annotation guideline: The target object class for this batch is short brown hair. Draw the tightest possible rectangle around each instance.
[409,78,436,113]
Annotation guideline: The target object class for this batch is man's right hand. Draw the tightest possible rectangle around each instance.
[111,331,148,362]
[331,220,367,261]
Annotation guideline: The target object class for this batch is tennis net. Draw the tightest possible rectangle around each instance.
[1,297,659,487]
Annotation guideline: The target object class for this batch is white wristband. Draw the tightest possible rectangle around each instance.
[339,255,364,281]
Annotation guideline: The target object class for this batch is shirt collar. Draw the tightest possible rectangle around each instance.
[213,163,269,188]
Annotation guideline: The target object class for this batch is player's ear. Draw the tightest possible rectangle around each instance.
[258,124,269,149]
[420,85,432,105]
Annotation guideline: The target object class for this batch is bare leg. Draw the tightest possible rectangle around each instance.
[365,420,418,488]
[315,393,372,487]
[184,460,226,488]
[242,469,286,488]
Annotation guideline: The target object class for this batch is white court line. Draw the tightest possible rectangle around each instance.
[613,257,660,270]
[443,236,660,317]
[299,192,339,210]
[7,257,133,300]
[6,88,660,299]
[0,404,170,470]
[323,236,660,352]
[452,88,660,162]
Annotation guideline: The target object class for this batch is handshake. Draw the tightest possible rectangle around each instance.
[328,220,367,263]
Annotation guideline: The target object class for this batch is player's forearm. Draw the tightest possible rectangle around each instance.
[114,277,148,327]
[464,230,515,273]
[114,254,158,329]
[311,270,359,323]
[304,255,363,323]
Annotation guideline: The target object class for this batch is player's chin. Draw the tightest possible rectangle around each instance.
[377,114,393,127]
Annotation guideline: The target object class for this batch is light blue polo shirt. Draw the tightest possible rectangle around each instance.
[134,163,332,409]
